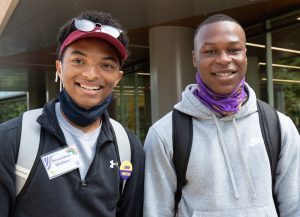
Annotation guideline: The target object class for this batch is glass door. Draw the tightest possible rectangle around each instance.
[109,61,151,141]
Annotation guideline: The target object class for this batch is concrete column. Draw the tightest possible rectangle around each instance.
[246,57,261,99]
[266,20,274,107]
[149,26,194,123]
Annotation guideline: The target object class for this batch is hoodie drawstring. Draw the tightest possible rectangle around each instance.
[212,114,240,199]
[212,114,257,199]
[233,118,257,199]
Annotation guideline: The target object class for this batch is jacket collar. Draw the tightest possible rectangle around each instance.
[36,97,114,146]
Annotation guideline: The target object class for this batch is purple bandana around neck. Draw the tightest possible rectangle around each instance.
[193,73,248,116]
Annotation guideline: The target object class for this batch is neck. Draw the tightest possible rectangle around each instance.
[59,89,112,128]
[194,73,248,116]
[60,109,101,133]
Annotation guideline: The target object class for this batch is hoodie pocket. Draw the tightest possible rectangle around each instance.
[192,206,275,217]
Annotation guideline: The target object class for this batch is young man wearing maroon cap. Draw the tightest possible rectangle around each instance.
[0,10,144,217]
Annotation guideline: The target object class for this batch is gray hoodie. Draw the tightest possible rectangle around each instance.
[143,84,300,217]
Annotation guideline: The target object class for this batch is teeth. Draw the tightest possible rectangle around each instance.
[80,84,100,90]
[215,72,233,77]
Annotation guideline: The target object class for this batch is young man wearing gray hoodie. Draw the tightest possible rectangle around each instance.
[143,14,300,217]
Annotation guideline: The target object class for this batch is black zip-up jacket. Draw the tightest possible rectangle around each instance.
[0,99,144,217]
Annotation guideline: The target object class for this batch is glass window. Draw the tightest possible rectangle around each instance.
[271,24,300,131]
[0,93,27,123]
[109,61,151,142]
[246,13,300,131]
[0,69,28,123]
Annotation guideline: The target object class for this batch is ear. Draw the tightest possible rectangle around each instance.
[114,70,123,87]
[192,51,197,68]
[244,47,248,65]
[55,60,63,79]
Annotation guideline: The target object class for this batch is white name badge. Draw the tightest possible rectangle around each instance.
[41,146,80,179]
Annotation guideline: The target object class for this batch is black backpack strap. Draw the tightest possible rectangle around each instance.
[257,99,281,214]
[172,109,193,216]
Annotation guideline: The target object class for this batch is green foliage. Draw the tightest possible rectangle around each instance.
[0,97,27,123]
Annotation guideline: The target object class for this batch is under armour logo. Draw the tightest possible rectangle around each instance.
[110,160,118,168]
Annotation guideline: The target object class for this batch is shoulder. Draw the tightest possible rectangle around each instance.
[144,112,173,155]
[276,111,300,148]
[277,112,299,133]
[0,115,22,132]
[123,128,145,173]
[146,112,173,146]
[0,116,22,143]
[110,118,144,159]
[150,111,173,135]
[125,128,144,154]
[109,118,142,149]
[0,115,23,161]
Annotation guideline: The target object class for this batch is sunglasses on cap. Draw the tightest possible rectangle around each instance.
[65,19,123,39]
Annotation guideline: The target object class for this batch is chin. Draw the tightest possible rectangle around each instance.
[76,101,97,109]
[214,87,235,96]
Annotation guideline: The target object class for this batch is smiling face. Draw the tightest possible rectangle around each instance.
[192,21,247,95]
[56,38,123,109]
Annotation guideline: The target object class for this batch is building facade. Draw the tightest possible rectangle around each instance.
[0,0,299,140]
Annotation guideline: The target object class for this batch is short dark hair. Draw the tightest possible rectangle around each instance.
[56,10,129,61]
[194,14,243,39]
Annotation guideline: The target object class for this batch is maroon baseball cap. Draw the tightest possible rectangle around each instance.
[59,28,127,62]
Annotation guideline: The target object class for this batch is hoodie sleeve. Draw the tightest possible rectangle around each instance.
[0,118,21,217]
[116,130,145,217]
[275,113,300,217]
[143,126,177,217]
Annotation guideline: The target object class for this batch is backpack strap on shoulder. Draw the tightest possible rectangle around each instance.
[16,112,131,196]
[110,118,131,193]
[257,99,281,213]
[15,108,43,196]
[172,109,193,216]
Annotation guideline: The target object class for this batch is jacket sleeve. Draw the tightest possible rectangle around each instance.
[116,130,145,217]
[143,127,177,217]
[275,113,300,217]
[0,118,21,217]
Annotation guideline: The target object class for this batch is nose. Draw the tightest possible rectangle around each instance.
[82,66,100,79]
[215,51,232,65]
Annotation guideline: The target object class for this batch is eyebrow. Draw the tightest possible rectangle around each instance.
[202,41,243,46]
[102,56,118,62]
[69,50,87,57]
[70,50,119,62]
